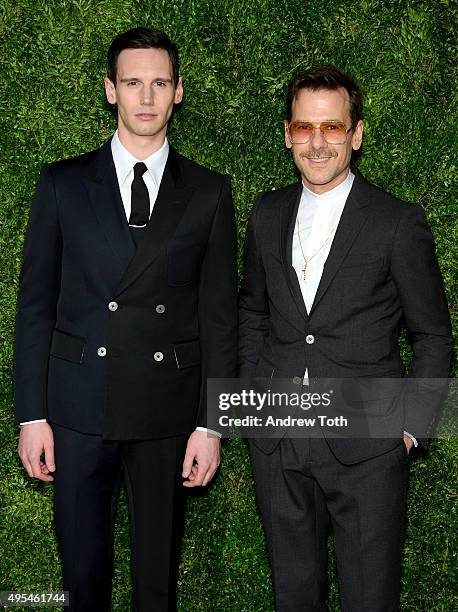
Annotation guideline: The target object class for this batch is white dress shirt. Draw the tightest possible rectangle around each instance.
[111,130,168,222]
[22,131,218,438]
[291,171,417,446]
[292,171,354,314]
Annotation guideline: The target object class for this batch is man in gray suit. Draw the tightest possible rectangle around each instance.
[239,65,452,611]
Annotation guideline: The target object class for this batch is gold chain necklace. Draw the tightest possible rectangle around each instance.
[296,211,337,280]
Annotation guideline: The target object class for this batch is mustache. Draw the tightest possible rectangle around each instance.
[300,150,337,159]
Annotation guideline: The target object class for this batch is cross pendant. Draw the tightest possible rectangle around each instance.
[302,261,307,280]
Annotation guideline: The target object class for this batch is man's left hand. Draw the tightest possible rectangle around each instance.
[403,434,414,454]
[182,430,220,487]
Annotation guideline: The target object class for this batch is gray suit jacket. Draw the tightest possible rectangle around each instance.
[239,169,452,463]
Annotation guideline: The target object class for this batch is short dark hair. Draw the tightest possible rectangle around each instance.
[107,27,179,87]
[286,65,363,127]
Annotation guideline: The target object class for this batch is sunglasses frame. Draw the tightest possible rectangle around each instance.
[287,120,354,145]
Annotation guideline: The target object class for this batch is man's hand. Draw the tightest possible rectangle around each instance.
[403,434,414,455]
[18,422,55,482]
[182,430,220,488]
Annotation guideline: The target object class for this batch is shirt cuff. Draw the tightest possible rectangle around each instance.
[195,426,222,438]
[20,419,47,425]
[403,430,418,448]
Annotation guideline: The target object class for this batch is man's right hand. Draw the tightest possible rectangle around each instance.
[18,422,55,482]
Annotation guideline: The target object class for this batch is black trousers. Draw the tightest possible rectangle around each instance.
[52,423,188,612]
[249,436,409,612]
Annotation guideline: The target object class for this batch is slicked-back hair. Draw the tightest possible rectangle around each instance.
[107,27,179,87]
[286,65,363,127]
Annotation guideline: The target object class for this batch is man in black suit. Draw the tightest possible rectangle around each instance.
[14,27,237,612]
[239,65,452,611]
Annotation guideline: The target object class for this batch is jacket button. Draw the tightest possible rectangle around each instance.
[293,376,302,385]
[153,352,164,362]
[97,346,107,357]
[156,304,165,314]
[108,301,118,311]
[306,334,315,344]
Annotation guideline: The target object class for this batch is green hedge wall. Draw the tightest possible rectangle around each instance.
[0,1,456,610]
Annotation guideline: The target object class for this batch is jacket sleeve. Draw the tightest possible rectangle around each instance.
[14,165,62,423]
[196,177,238,427]
[390,203,452,446]
[238,195,270,379]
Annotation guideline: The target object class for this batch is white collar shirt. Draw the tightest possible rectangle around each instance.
[292,170,355,315]
[110,130,169,221]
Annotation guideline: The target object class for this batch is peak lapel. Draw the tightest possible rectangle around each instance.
[84,141,136,276]
[309,172,371,315]
[114,147,193,297]
[281,183,309,325]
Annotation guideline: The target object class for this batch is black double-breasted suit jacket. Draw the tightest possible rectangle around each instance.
[14,140,238,440]
[239,169,452,463]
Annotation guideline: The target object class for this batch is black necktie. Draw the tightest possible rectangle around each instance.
[129,162,149,227]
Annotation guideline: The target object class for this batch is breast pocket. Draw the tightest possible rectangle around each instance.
[340,254,385,269]
[338,254,387,283]
[167,233,206,287]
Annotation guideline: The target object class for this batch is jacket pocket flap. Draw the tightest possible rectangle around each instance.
[173,339,201,369]
[341,255,385,268]
[50,329,86,364]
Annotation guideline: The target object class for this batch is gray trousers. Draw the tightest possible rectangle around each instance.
[249,436,409,612]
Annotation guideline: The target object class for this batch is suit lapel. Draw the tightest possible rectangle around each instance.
[309,170,371,315]
[280,183,309,324]
[114,147,193,297]
[84,141,136,276]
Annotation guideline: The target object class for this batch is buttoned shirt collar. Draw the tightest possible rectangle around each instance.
[111,130,169,188]
[301,170,354,205]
